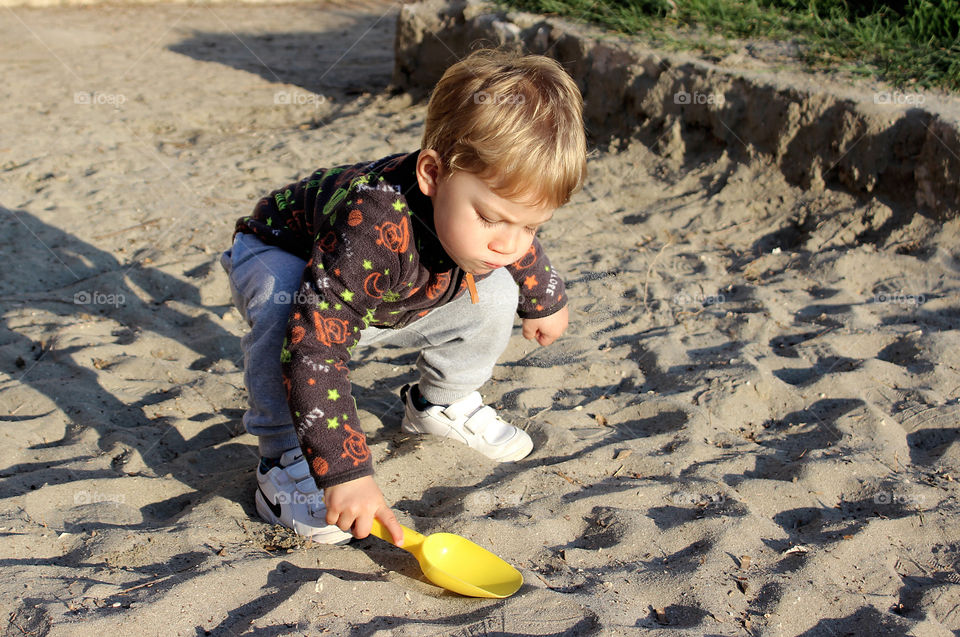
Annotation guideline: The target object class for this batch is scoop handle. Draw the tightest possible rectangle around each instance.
[369,518,425,551]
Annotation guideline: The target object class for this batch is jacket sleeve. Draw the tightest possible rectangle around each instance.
[281,188,405,488]
[505,237,567,319]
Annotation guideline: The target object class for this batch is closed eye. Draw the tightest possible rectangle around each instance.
[477,210,540,235]
[476,213,497,228]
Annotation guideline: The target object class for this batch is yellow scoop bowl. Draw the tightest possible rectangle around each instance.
[369,519,523,598]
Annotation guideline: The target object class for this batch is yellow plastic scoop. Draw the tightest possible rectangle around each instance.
[369,519,523,598]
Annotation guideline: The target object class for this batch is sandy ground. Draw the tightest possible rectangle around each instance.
[2,2,960,635]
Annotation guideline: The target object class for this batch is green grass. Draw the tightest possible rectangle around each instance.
[498,0,960,90]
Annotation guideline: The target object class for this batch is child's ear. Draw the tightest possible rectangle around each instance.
[416,149,443,197]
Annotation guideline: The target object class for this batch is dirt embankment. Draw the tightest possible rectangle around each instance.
[395,0,960,232]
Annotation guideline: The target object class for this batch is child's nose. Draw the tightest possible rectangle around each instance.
[490,227,522,255]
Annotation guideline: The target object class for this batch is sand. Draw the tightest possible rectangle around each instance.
[1,2,959,635]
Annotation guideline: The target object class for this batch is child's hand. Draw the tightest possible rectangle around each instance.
[521,305,569,346]
[324,475,405,545]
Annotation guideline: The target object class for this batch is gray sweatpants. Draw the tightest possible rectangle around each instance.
[220,232,519,458]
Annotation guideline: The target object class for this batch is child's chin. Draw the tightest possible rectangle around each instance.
[456,260,485,274]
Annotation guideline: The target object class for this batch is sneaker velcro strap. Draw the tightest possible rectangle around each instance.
[468,408,518,445]
[295,476,320,495]
[284,459,311,482]
[462,405,503,436]
[439,392,483,419]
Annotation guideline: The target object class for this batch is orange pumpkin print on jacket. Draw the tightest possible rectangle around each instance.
[340,424,371,467]
[312,311,350,347]
[347,209,363,226]
[317,230,338,253]
[375,216,409,253]
[425,271,450,300]
[312,455,329,476]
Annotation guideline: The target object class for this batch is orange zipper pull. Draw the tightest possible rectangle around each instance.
[465,273,479,304]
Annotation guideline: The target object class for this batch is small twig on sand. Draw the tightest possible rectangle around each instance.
[642,234,676,313]
[116,574,173,595]
[535,573,558,589]
[675,308,705,321]
[554,470,585,486]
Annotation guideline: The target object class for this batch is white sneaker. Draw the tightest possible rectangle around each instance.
[255,448,353,544]
[400,385,534,462]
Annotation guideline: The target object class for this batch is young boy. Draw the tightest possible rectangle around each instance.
[220,49,587,545]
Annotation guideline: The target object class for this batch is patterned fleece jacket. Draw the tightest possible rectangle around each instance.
[234,150,567,488]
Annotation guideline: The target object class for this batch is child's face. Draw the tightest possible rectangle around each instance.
[425,164,555,276]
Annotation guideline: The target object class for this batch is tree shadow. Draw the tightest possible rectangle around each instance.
[167,14,395,98]
[346,602,602,636]
[199,560,387,636]
[1,205,253,524]
[795,605,916,636]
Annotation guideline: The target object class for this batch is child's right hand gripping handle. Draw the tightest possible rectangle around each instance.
[370,518,422,550]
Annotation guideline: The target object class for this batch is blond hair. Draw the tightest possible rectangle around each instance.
[422,49,587,208]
